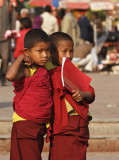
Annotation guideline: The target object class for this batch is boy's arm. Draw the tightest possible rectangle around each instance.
[6,55,31,81]
[72,86,95,104]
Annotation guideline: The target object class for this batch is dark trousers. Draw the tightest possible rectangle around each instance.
[49,116,89,160]
[10,120,46,160]
[0,40,10,77]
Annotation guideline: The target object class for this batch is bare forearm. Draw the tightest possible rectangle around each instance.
[82,91,95,104]
[6,55,25,81]
[72,90,95,104]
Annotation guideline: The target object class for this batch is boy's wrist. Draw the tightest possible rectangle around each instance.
[78,90,85,99]
[18,54,26,62]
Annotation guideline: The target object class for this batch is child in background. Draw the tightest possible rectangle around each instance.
[6,29,53,160]
[13,17,32,59]
[48,32,95,160]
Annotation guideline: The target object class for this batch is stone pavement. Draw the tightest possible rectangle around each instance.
[0,152,119,160]
[88,73,119,121]
[0,73,119,120]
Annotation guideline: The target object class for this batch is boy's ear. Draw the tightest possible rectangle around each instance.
[24,48,29,56]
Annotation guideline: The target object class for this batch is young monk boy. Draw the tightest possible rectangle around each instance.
[48,32,95,160]
[6,29,53,160]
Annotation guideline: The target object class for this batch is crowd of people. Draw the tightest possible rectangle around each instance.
[1,0,118,86]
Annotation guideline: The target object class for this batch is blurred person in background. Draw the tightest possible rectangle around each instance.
[15,12,21,32]
[33,7,43,29]
[61,8,80,49]
[73,43,97,72]
[13,17,32,59]
[51,8,62,30]
[78,11,93,44]
[51,8,57,17]
[20,8,29,18]
[92,12,108,61]
[15,8,30,33]
[41,5,59,35]
[72,11,95,72]
[0,0,16,85]
[57,8,65,30]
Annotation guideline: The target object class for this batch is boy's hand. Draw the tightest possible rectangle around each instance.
[23,55,33,66]
[72,90,84,102]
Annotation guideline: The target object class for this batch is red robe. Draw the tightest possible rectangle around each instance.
[11,67,53,160]
[13,66,53,123]
[49,66,95,160]
[49,66,95,135]
[10,120,46,160]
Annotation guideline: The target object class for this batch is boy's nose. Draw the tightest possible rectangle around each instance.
[66,52,70,58]
[42,51,47,57]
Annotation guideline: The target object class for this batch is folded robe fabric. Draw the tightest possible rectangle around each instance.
[13,67,53,123]
[49,116,88,160]
[49,66,95,135]
[10,120,46,160]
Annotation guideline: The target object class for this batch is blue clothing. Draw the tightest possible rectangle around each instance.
[78,16,93,43]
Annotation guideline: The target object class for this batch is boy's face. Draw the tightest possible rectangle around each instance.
[53,40,74,66]
[25,42,50,66]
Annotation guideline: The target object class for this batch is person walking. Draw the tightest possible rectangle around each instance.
[41,5,59,35]
[0,0,16,85]
[61,8,80,49]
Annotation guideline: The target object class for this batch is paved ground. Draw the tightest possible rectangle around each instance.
[88,73,119,121]
[0,152,119,160]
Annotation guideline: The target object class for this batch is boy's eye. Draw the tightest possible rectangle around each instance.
[62,50,67,53]
[70,50,74,53]
[46,49,50,52]
[37,49,42,52]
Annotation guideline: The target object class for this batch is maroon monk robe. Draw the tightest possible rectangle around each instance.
[49,66,95,135]
[10,121,46,160]
[10,67,53,160]
[49,66,95,160]
[49,116,88,160]
[13,66,53,123]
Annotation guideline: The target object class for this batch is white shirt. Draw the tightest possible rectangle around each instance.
[41,12,59,35]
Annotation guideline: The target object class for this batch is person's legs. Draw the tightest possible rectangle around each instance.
[10,125,21,160]
[0,40,10,85]
[76,54,94,71]
[49,116,88,160]
[18,135,44,160]
[10,121,45,160]
[84,54,94,71]
[49,135,87,160]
